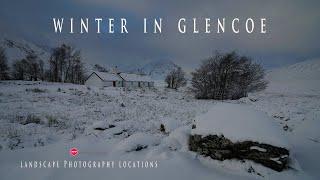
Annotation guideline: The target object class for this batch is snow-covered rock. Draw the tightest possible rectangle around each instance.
[162,126,191,151]
[192,103,289,148]
[190,103,291,171]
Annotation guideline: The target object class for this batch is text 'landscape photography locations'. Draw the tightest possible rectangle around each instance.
[0,1,319,180]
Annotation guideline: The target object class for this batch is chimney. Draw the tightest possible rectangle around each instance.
[112,66,119,74]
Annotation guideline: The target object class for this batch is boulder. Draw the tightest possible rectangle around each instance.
[189,134,289,172]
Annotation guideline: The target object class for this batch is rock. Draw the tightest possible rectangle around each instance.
[135,145,148,151]
[109,124,116,128]
[22,114,41,125]
[160,124,166,133]
[189,134,289,172]
[94,127,107,131]
[114,129,127,136]
[93,121,116,131]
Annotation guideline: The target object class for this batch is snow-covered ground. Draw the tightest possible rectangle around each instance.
[0,59,319,180]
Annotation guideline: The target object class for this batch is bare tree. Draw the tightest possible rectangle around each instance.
[0,47,10,80]
[39,59,44,81]
[48,44,86,84]
[25,53,43,81]
[66,50,86,84]
[49,44,69,82]
[191,51,267,100]
[93,64,108,72]
[11,53,43,81]
[165,67,187,89]
[12,59,28,80]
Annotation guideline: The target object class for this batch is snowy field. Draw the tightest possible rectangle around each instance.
[0,59,319,180]
[0,80,213,151]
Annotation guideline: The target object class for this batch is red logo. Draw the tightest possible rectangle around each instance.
[70,148,78,157]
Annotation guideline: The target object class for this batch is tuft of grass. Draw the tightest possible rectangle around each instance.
[46,115,68,129]
[6,127,20,139]
[23,114,41,125]
[26,88,46,93]
[46,115,59,127]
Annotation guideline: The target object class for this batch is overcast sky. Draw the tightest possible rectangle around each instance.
[1,0,319,71]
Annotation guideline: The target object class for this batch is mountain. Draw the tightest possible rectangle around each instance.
[266,58,320,95]
[140,59,179,80]
[0,38,50,65]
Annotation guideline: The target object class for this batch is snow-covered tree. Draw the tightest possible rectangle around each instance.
[191,51,267,100]
[165,67,187,89]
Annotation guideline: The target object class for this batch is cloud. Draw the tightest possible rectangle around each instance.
[1,0,319,69]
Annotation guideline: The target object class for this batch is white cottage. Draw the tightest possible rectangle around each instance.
[85,71,154,88]
[85,71,123,87]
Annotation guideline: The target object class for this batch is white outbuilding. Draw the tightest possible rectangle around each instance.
[85,71,154,88]
[118,72,154,88]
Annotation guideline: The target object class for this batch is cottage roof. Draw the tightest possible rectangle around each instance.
[88,71,153,82]
[118,73,153,82]
[91,71,123,81]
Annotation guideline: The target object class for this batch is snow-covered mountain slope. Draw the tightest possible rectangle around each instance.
[140,59,179,80]
[266,58,320,95]
[0,38,50,64]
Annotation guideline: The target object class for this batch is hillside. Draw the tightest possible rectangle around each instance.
[140,59,179,80]
[266,58,320,95]
[0,38,50,65]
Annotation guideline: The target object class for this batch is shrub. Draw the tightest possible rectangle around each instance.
[165,67,187,89]
[191,51,267,100]
[46,115,59,127]
[6,127,23,150]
